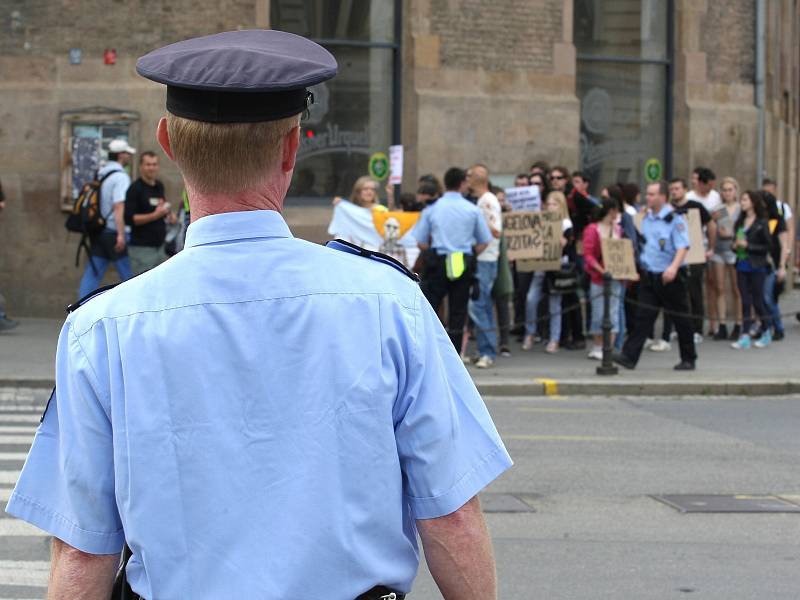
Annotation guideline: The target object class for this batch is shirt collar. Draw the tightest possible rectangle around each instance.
[441,191,466,201]
[184,210,293,248]
[648,204,673,220]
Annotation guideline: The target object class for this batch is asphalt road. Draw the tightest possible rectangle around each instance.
[2,394,800,599]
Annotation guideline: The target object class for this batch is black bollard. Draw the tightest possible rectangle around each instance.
[596,271,618,376]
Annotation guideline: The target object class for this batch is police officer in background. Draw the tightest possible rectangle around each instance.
[411,167,493,357]
[614,180,698,371]
[6,31,511,599]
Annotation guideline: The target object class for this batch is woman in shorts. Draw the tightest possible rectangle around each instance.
[710,177,742,340]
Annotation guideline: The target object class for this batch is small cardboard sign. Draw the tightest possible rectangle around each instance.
[601,238,638,280]
[685,208,706,264]
[512,212,562,271]
[501,211,546,261]
[634,211,645,233]
[504,185,542,212]
[388,145,403,185]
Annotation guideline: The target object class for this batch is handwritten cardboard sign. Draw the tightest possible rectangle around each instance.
[504,185,542,212]
[601,238,638,280]
[512,212,562,272]
[501,211,547,261]
[685,208,706,265]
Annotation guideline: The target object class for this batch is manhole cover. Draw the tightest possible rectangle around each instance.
[653,494,800,513]
[480,493,537,513]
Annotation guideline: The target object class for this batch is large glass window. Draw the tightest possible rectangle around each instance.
[575,0,672,195]
[272,0,398,202]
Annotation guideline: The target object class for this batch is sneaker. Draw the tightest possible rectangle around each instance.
[754,331,772,349]
[649,339,671,352]
[612,352,636,370]
[729,324,741,341]
[645,338,655,349]
[713,324,729,341]
[674,360,696,371]
[669,332,678,342]
[461,355,472,365]
[545,340,559,354]
[693,333,704,344]
[474,355,495,369]
[522,335,535,351]
[731,335,751,350]
[587,347,603,360]
[772,330,784,342]
[0,317,19,331]
[499,346,512,357]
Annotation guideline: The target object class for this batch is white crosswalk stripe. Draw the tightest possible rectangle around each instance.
[0,411,49,598]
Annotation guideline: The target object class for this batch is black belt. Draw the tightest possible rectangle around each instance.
[355,586,405,600]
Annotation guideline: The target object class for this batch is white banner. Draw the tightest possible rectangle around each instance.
[389,145,403,186]
[505,185,542,212]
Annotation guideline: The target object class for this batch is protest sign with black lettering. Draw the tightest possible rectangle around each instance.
[512,212,562,271]
[501,211,546,261]
[685,208,706,264]
[601,238,638,280]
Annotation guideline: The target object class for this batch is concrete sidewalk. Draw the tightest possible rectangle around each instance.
[2,291,799,396]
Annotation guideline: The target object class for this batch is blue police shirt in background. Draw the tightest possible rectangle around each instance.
[640,204,690,273]
[411,191,492,255]
[6,210,512,599]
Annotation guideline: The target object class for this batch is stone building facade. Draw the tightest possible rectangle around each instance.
[0,0,797,317]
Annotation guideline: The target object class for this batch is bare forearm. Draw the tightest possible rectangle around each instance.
[113,204,126,234]
[417,497,497,600]
[132,211,163,225]
[48,538,119,600]
[670,247,688,271]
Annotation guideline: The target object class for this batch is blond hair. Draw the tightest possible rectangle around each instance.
[349,175,379,206]
[166,113,300,194]
[719,176,740,199]
[545,191,569,220]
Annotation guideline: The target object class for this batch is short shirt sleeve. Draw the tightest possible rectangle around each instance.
[672,214,691,250]
[473,210,493,246]
[393,290,512,520]
[410,207,432,245]
[111,172,131,204]
[5,321,124,554]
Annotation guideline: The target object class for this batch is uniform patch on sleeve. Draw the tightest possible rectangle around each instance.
[676,223,686,233]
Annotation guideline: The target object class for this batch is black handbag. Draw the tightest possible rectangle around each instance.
[548,264,579,295]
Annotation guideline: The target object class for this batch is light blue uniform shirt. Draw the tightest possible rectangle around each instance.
[7,210,512,599]
[411,192,492,255]
[97,161,131,232]
[640,204,690,272]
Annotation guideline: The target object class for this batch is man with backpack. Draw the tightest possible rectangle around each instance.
[77,139,135,299]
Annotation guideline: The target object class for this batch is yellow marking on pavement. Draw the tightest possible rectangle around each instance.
[777,495,800,506]
[534,378,559,396]
[503,434,621,442]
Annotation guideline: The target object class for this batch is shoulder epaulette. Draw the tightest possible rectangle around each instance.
[326,239,420,283]
[66,283,119,314]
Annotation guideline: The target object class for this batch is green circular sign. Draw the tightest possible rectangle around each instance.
[368,152,389,180]
[645,158,663,183]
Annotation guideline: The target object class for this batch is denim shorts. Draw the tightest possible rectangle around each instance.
[589,280,622,335]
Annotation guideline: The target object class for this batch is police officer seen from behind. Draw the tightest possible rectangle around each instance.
[614,180,698,371]
[411,167,493,356]
[6,31,512,599]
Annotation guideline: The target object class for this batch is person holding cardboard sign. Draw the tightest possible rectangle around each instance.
[614,181,697,371]
[583,198,626,360]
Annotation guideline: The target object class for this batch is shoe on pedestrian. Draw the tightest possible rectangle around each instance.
[474,355,495,369]
[572,339,587,350]
[612,352,636,370]
[461,355,472,365]
[713,324,729,341]
[754,330,772,349]
[693,333,704,344]
[545,340,559,354]
[0,317,19,331]
[587,347,603,360]
[499,346,512,357]
[729,324,741,340]
[510,325,524,336]
[644,338,655,349]
[772,330,784,342]
[731,335,751,350]
[706,328,716,338]
[669,332,678,341]
[674,360,696,371]
[648,339,671,352]
[522,335,535,351]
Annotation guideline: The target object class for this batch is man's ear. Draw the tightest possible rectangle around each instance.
[281,126,301,173]
[156,117,175,161]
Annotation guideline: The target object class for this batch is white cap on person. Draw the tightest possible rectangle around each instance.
[108,139,137,154]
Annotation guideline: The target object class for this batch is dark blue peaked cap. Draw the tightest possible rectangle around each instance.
[136,29,338,123]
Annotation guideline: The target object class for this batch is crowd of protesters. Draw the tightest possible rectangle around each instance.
[331,162,797,369]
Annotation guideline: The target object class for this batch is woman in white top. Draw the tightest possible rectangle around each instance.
[710,177,743,340]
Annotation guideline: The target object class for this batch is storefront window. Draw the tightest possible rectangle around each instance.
[575,0,671,195]
[272,0,397,203]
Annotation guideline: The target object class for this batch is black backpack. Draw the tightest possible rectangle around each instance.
[65,170,118,235]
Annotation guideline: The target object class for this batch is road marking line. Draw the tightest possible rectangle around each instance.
[0,453,27,460]
[0,471,21,484]
[0,426,37,434]
[0,559,50,587]
[0,487,14,502]
[534,378,559,396]
[0,518,48,536]
[0,414,41,424]
[0,435,34,445]
[517,407,642,415]
[503,434,621,442]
